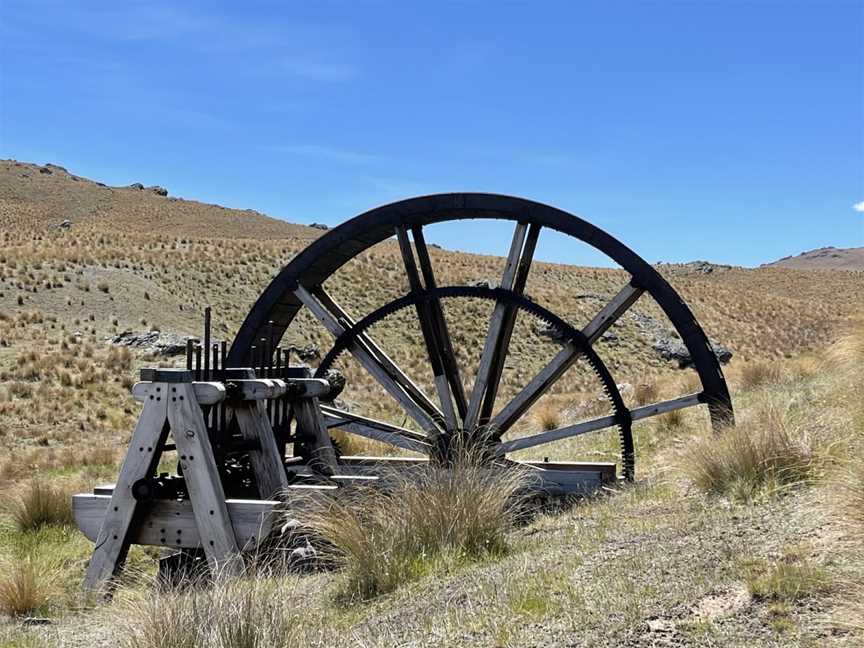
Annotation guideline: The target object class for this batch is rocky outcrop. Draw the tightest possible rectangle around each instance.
[631,312,732,368]
[110,330,196,356]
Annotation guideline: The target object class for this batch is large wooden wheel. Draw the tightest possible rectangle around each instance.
[227,193,733,480]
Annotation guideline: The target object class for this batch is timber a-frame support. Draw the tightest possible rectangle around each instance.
[78,368,335,594]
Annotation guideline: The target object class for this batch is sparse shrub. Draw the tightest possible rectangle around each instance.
[0,556,55,617]
[300,443,528,601]
[8,481,75,531]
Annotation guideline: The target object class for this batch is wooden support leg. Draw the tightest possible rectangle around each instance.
[167,382,241,575]
[294,396,338,476]
[234,400,290,499]
[83,395,168,593]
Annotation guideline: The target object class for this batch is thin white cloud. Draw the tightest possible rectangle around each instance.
[853,201,864,213]
[268,144,379,164]
[282,57,358,82]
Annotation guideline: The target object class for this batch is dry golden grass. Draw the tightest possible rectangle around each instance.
[738,360,785,390]
[299,445,528,601]
[7,481,75,531]
[0,555,55,617]
[114,574,315,648]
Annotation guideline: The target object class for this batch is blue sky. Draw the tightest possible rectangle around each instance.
[1,1,862,267]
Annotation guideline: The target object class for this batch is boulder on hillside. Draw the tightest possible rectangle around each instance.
[128,183,144,190]
[110,330,196,356]
[148,185,168,196]
[632,311,733,368]
[310,223,329,230]
[287,343,321,361]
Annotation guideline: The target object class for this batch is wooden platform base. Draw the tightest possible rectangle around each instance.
[75,456,616,552]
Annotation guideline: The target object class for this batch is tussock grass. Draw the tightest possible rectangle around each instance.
[0,556,55,618]
[7,481,75,531]
[299,445,529,601]
[114,575,316,648]
[739,361,785,390]
[633,382,658,406]
[533,402,562,431]
[743,550,829,604]
[680,401,818,501]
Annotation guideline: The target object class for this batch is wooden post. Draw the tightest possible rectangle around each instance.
[234,400,290,499]
[83,395,169,592]
[167,382,241,574]
[294,395,338,476]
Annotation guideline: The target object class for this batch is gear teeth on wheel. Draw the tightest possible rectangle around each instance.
[312,285,635,480]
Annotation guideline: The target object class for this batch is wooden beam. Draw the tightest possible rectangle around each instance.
[582,281,644,345]
[293,397,339,475]
[321,406,431,454]
[396,226,457,432]
[168,382,241,574]
[82,396,169,592]
[480,223,541,422]
[74,495,278,550]
[312,286,443,423]
[295,284,442,434]
[233,400,290,499]
[489,279,644,436]
[495,412,618,455]
[489,344,581,436]
[631,392,703,421]
[465,222,529,431]
[229,378,330,401]
[497,393,704,456]
[132,381,225,405]
[412,225,469,419]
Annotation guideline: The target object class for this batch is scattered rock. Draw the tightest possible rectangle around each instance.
[110,330,199,356]
[39,166,52,174]
[470,279,492,288]
[309,222,329,230]
[128,182,144,190]
[48,219,73,230]
[288,343,321,361]
[632,312,732,368]
[616,382,633,395]
[658,260,733,275]
[22,617,51,626]
[147,185,168,196]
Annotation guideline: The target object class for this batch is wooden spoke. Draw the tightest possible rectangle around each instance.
[294,284,442,434]
[496,392,703,455]
[310,286,444,424]
[412,225,469,419]
[630,393,702,421]
[396,226,458,432]
[464,222,530,431]
[489,279,643,436]
[496,412,618,455]
[479,222,541,422]
[582,281,644,345]
[321,405,432,454]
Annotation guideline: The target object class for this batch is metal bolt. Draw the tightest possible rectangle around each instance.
[185,429,195,438]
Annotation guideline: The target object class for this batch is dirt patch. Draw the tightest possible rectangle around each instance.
[690,583,751,620]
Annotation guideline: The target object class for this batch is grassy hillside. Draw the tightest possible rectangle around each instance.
[0,160,862,646]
